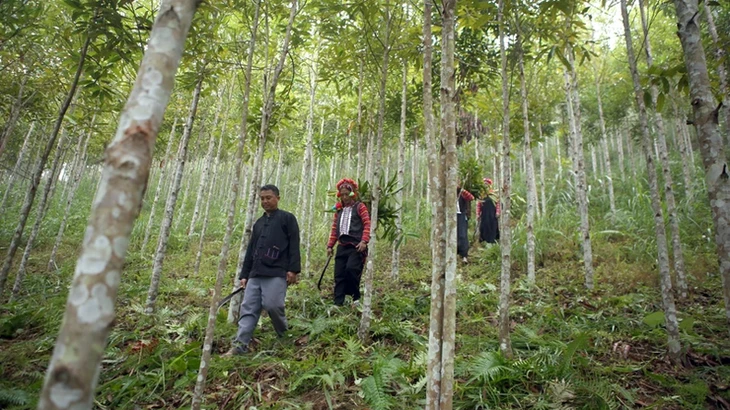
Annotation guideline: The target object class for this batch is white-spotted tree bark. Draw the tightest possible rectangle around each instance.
[621,0,682,362]
[391,61,408,280]
[37,2,200,407]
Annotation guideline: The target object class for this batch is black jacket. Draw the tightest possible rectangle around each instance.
[239,209,301,280]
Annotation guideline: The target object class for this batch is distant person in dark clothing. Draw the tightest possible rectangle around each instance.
[327,178,371,306]
[224,185,300,356]
[478,178,500,244]
[457,185,475,263]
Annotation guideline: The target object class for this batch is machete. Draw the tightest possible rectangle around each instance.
[316,254,333,291]
[217,287,244,311]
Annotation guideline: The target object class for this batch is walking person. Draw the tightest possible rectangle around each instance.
[326,178,371,306]
[478,178,500,244]
[225,185,300,356]
[457,184,475,263]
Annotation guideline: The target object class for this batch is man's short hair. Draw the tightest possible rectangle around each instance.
[260,184,280,196]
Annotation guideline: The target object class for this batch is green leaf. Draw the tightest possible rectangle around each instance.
[678,316,695,333]
[642,311,665,328]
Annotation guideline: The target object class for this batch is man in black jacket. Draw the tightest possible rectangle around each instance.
[225,185,300,356]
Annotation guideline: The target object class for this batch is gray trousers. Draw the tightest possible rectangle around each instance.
[235,276,288,346]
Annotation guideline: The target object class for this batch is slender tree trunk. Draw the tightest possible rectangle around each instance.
[564,46,594,290]
[638,0,688,299]
[424,0,447,405]
[37,2,199,407]
[358,4,391,343]
[539,127,546,217]
[301,42,319,276]
[0,77,26,160]
[497,0,513,359]
[189,93,225,237]
[595,81,616,214]
[616,129,625,177]
[672,0,730,328]
[0,35,89,296]
[391,62,408,280]
[274,138,283,187]
[222,1,260,325]
[47,119,94,271]
[141,119,177,252]
[702,0,730,147]
[356,59,364,181]
[621,0,682,362]
[0,122,34,218]
[518,40,537,284]
[145,77,203,313]
[672,98,694,195]
[193,1,295,405]
[193,97,228,277]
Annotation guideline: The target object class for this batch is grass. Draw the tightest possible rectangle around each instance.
[1,159,729,409]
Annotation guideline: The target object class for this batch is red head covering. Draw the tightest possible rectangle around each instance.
[336,178,358,198]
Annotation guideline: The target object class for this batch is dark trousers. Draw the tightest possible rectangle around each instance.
[333,244,365,305]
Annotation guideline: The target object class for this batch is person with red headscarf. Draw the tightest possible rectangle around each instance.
[326,178,371,306]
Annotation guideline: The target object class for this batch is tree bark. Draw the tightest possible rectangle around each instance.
[391,62,408,280]
[37,2,199,407]
[0,122,34,218]
[47,118,94,272]
[0,35,89,296]
[358,3,391,343]
[0,77,26,160]
[145,77,203,313]
[497,0,513,360]
[621,0,682,362]
[518,39,537,284]
[702,0,730,147]
[564,46,594,290]
[301,41,319,276]
[595,80,616,214]
[639,0,688,299]
[189,91,225,237]
[671,97,694,195]
[672,0,730,328]
[423,0,447,401]
[539,127,546,217]
[193,1,295,406]
[141,118,177,252]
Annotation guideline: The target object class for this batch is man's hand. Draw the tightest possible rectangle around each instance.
[286,271,298,285]
[327,247,333,257]
[356,241,368,252]
[239,278,247,289]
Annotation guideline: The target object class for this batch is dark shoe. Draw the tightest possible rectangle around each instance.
[222,344,249,356]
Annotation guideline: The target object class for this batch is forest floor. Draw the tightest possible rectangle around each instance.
[1,230,730,409]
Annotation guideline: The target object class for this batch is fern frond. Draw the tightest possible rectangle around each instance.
[0,387,29,406]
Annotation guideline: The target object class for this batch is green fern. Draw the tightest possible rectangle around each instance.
[0,387,29,407]
[466,351,515,384]
[359,355,405,410]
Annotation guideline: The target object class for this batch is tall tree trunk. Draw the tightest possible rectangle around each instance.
[391,62,408,280]
[47,118,94,271]
[518,39,537,284]
[0,122,34,218]
[141,118,177,252]
[671,98,694,195]
[145,77,203,313]
[189,91,226,237]
[356,59,364,182]
[10,135,67,299]
[702,0,730,147]
[564,46,594,290]
[639,0,688,299]
[621,0,682,362]
[358,3,391,343]
[0,77,26,160]
[424,0,447,406]
[435,1,458,407]
[539,128,546,217]
[0,35,89,296]
[37,2,200,407]
[193,1,295,406]
[672,0,730,328]
[193,94,229,277]
[497,0,513,359]
[595,80,616,214]
[301,42,319,276]
[616,129,625,177]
